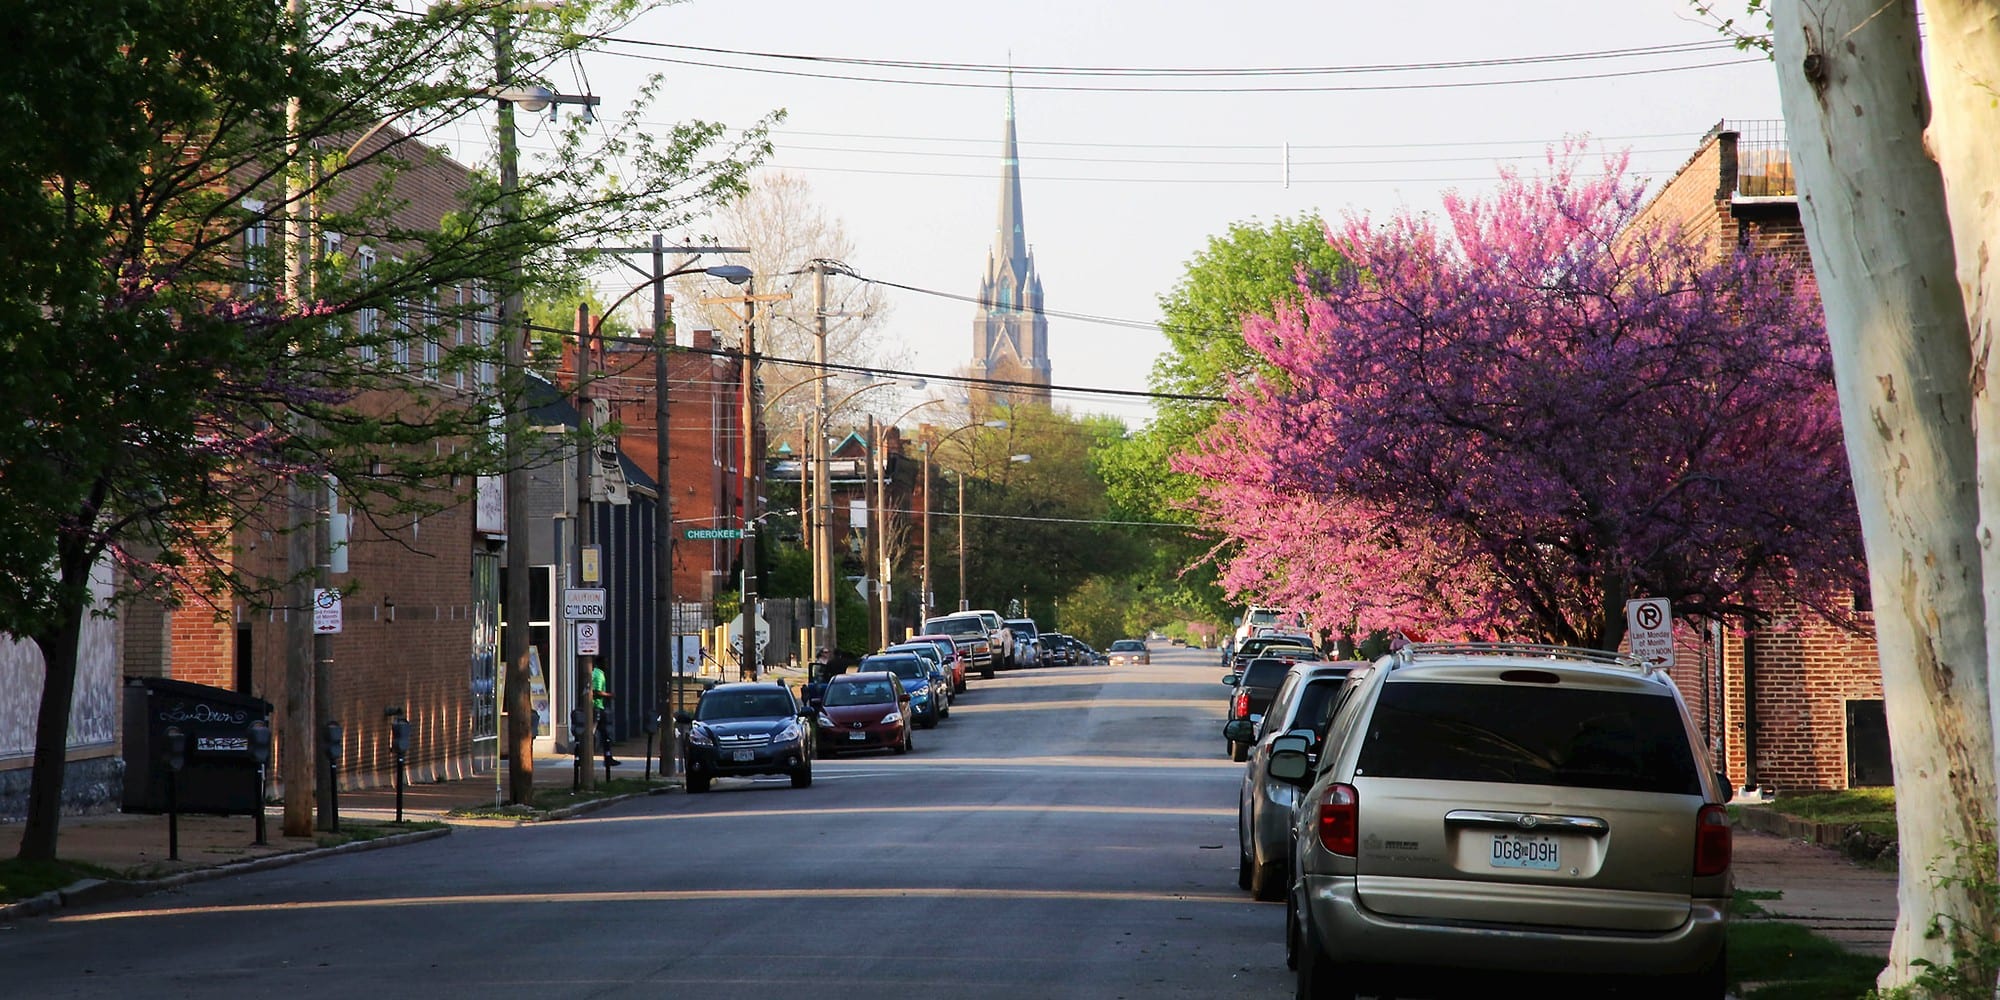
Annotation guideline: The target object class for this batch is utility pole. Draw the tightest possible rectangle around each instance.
[740,280,758,676]
[574,303,597,789]
[652,235,679,773]
[812,262,835,657]
[957,470,968,612]
[497,13,536,805]
[279,0,325,837]
[866,414,878,650]
[875,416,890,645]
[920,441,932,623]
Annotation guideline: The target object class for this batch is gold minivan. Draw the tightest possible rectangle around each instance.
[1273,642,1730,998]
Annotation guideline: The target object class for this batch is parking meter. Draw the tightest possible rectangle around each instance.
[322,720,344,832]
[248,721,272,845]
[163,726,187,859]
[323,721,344,763]
[248,721,272,767]
[164,725,188,772]
[643,714,660,779]
[390,717,411,756]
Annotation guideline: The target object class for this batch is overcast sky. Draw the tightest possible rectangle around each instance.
[439,1,1780,428]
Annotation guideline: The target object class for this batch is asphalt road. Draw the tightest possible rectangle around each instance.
[0,642,1291,999]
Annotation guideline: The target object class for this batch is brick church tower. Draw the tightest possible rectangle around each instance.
[971,84,1052,406]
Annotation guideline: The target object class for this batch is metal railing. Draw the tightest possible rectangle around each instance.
[1723,119,1795,198]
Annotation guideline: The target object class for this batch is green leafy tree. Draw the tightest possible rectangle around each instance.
[1,0,770,858]
[1098,214,1347,620]
[937,406,1144,620]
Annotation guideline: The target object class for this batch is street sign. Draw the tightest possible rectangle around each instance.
[1625,597,1674,669]
[563,588,607,620]
[683,527,743,540]
[580,545,602,585]
[312,588,342,634]
[576,620,600,655]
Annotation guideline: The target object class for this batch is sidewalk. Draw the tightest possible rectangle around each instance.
[2,752,678,911]
[1731,826,1899,956]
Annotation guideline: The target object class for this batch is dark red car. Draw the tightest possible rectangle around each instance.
[812,671,913,756]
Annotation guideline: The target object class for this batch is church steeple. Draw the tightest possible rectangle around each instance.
[972,78,1051,407]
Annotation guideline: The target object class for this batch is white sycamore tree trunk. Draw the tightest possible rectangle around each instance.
[1773,0,1998,989]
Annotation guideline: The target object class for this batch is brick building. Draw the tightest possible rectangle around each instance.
[137,127,503,794]
[1631,121,1888,792]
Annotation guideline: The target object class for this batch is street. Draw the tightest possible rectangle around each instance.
[0,643,1289,999]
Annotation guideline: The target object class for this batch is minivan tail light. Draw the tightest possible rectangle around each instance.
[1316,783,1359,856]
[1231,689,1250,720]
[1693,803,1732,876]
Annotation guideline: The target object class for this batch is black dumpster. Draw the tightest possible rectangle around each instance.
[122,677,272,815]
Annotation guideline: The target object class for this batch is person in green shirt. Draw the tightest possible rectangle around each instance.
[590,661,620,767]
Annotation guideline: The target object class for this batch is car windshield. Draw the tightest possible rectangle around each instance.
[1355,681,1701,795]
[865,657,928,680]
[1247,610,1280,625]
[1110,640,1144,651]
[824,679,898,706]
[886,645,938,664]
[697,690,796,721]
[925,617,984,637]
[1241,660,1291,688]
[1008,625,1035,638]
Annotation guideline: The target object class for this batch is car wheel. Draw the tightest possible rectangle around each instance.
[897,728,912,754]
[791,765,812,789]
[1295,904,1361,1000]
[686,773,711,794]
[981,666,995,680]
[1237,842,1254,892]
[1284,890,1300,970]
[1251,842,1286,902]
[955,677,966,694]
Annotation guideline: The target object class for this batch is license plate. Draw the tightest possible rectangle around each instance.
[1490,834,1560,870]
[731,749,754,762]
[847,731,866,741]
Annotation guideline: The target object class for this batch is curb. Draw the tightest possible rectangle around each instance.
[1732,806,1898,864]
[0,825,452,923]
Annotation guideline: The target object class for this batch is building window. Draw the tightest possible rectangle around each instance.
[473,284,495,390]
[423,285,442,382]
[356,246,378,362]
[390,259,412,372]
[241,199,269,296]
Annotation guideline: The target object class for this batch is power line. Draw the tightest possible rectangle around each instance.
[746,127,1707,152]
[587,34,1752,79]
[523,319,1225,403]
[886,507,1208,530]
[588,46,1763,94]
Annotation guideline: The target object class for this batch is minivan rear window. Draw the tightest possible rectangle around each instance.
[1241,660,1291,689]
[1355,682,1700,795]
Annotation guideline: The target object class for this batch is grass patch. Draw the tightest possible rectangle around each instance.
[0,857,124,904]
[1765,788,1898,839]
[1732,888,1783,917]
[1730,919,1884,999]
[313,820,446,849]
[445,778,669,821]
[530,777,669,812]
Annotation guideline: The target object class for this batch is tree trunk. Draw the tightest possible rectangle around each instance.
[1921,12,2000,978]
[15,586,87,860]
[1774,1,1999,987]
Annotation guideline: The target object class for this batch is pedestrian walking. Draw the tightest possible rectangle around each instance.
[592,659,621,767]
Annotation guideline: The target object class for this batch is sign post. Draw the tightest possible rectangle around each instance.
[1625,597,1674,670]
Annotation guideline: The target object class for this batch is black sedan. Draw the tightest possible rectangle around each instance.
[684,683,814,792]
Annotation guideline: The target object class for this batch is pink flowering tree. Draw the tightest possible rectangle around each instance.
[1178,148,1862,650]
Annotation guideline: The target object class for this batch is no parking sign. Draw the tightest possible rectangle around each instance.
[576,620,600,655]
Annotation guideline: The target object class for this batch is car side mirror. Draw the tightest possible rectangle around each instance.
[809,698,824,711]
[1269,734,1313,785]
[1222,719,1256,744]
[1222,673,1240,686]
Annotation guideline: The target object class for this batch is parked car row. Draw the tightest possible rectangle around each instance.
[683,635,977,793]
[1226,642,1733,998]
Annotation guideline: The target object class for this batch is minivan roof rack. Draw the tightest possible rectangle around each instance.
[1394,642,1653,674]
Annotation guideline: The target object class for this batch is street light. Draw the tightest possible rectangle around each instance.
[922,420,1007,618]
[648,253,749,775]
